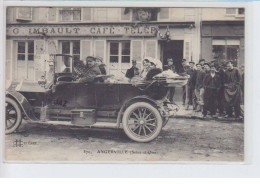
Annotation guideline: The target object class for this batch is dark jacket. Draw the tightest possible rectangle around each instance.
[125,66,139,79]
[187,68,197,88]
[146,68,162,80]
[79,64,101,83]
[99,64,107,75]
[203,73,221,90]
[195,70,206,90]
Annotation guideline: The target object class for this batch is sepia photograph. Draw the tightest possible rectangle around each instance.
[4,5,245,162]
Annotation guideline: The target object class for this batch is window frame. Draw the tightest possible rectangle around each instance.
[212,39,240,62]
[59,8,82,22]
[108,40,131,75]
[16,40,35,81]
[225,8,245,17]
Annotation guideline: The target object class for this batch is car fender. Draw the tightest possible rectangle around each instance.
[116,95,161,128]
[6,91,39,122]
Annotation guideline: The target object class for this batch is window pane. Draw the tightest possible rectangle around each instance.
[61,8,71,21]
[73,41,80,55]
[212,45,225,63]
[17,54,25,60]
[110,42,119,55]
[28,54,34,61]
[18,42,25,53]
[62,41,70,54]
[122,56,130,63]
[28,41,34,54]
[227,45,239,61]
[73,54,80,61]
[110,56,118,63]
[122,42,130,55]
[73,9,81,21]
[238,8,245,15]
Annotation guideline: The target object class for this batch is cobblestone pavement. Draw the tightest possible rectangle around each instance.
[4,118,244,162]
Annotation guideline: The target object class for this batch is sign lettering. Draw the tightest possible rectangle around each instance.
[7,25,157,37]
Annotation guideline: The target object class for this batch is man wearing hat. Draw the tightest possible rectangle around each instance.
[223,61,242,119]
[202,64,221,118]
[79,56,101,83]
[95,56,107,75]
[164,58,176,102]
[185,61,196,110]
[194,63,206,112]
[125,60,140,80]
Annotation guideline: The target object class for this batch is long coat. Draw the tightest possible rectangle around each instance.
[223,68,241,106]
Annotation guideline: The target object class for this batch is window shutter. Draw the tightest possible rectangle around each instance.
[239,38,244,67]
[6,40,12,82]
[94,40,106,64]
[131,40,143,68]
[158,8,169,20]
[47,40,58,54]
[48,8,57,22]
[82,8,92,21]
[35,40,45,80]
[81,40,92,61]
[145,40,157,58]
[185,42,190,60]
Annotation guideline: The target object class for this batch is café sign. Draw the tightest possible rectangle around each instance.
[7,25,157,37]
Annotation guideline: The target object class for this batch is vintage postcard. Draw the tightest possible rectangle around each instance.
[4,4,245,162]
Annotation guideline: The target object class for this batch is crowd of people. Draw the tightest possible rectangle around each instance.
[73,55,244,120]
[165,58,244,120]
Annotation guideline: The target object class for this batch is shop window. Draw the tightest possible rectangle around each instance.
[16,41,35,80]
[16,7,32,21]
[212,39,240,65]
[109,41,131,77]
[59,8,81,21]
[109,41,130,63]
[61,41,80,60]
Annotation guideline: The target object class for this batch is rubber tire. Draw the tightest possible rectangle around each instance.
[5,97,22,134]
[122,102,163,143]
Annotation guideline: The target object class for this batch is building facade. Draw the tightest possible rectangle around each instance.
[5,7,244,85]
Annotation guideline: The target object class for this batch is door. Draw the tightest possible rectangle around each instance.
[160,40,184,73]
[108,41,131,78]
[16,41,35,81]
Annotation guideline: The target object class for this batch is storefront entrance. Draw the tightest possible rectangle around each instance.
[160,40,184,73]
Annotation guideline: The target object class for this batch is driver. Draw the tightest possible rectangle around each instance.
[78,56,101,83]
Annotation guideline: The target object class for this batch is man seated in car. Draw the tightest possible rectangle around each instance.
[78,56,101,83]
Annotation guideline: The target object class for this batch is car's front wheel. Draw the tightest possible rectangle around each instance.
[5,97,22,134]
[122,102,163,143]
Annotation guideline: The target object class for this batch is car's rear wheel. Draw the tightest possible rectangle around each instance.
[122,102,163,142]
[5,97,22,134]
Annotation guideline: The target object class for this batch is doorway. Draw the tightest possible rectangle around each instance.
[160,40,184,73]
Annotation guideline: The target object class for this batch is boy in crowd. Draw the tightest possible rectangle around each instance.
[223,61,242,119]
[194,63,205,113]
[164,58,176,102]
[202,65,221,118]
[185,61,196,110]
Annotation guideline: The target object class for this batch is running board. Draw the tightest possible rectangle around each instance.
[36,120,119,129]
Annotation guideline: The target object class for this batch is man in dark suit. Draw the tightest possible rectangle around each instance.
[125,60,139,80]
[202,65,221,118]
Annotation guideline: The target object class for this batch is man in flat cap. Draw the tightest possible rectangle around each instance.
[79,56,101,83]
[223,61,242,119]
[202,65,221,118]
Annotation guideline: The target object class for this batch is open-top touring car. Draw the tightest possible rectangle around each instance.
[5,54,188,142]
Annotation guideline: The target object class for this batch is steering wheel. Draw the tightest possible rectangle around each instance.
[56,75,75,82]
